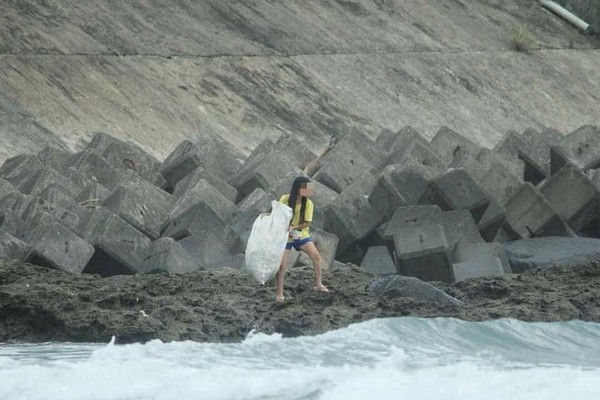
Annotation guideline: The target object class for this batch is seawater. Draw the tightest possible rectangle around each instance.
[1,317,600,400]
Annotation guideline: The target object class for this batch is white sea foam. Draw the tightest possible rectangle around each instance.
[1,317,599,400]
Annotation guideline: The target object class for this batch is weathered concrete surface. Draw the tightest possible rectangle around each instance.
[504,237,600,272]
[1,259,599,343]
[0,1,599,164]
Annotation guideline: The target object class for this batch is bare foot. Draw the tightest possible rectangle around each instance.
[275,294,285,302]
[314,285,329,293]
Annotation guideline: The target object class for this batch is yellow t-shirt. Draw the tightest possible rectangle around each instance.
[279,194,314,240]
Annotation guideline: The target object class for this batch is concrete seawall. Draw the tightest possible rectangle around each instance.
[1,0,599,164]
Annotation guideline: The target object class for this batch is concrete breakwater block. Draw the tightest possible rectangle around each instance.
[4,127,600,282]
[118,170,174,214]
[0,208,23,237]
[312,140,373,194]
[452,258,504,282]
[440,209,484,250]
[275,132,317,169]
[0,191,33,219]
[477,161,522,207]
[504,183,572,239]
[518,128,563,182]
[87,132,163,184]
[160,136,243,187]
[369,165,408,221]
[431,126,482,166]
[24,222,94,274]
[179,231,231,270]
[65,150,123,190]
[477,200,505,242]
[477,148,524,184]
[21,197,80,239]
[173,167,237,202]
[420,168,490,224]
[452,242,511,274]
[0,179,15,201]
[540,163,600,231]
[162,202,227,242]
[360,246,396,276]
[38,184,90,226]
[19,167,83,198]
[392,224,453,283]
[553,125,600,173]
[160,140,200,188]
[37,146,73,172]
[380,135,446,174]
[311,228,339,270]
[138,237,195,274]
[83,207,151,276]
[0,229,29,260]
[504,237,600,272]
[230,150,302,202]
[103,186,162,240]
[324,174,384,256]
[167,179,237,230]
[0,154,44,191]
[384,205,443,241]
[373,163,437,211]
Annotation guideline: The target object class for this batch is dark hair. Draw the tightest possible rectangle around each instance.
[288,176,310,223]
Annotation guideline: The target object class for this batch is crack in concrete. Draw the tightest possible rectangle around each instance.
[0,47,599,60]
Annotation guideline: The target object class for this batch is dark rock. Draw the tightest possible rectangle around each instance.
[1,259,600,343]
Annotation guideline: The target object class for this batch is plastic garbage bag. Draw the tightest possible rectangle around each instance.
[245,200,293,284]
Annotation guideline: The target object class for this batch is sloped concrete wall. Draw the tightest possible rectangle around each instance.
[0,0,599,164]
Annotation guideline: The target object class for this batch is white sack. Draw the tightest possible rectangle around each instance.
[245,200,293,284]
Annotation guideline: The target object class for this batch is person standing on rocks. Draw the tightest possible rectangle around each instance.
[276,176,329,302]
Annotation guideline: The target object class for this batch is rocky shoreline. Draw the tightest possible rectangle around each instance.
[1,259,599,344]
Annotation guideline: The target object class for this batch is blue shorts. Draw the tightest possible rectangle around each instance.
[286,237,313,251]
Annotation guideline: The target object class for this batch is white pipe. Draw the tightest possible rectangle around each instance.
[540,0,591,33]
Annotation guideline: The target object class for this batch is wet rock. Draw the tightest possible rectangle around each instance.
[1,259,599,344]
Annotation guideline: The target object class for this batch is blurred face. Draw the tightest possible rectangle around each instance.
[299,182,315,197]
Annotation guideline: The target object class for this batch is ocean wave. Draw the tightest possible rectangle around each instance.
[0,317,599,400]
